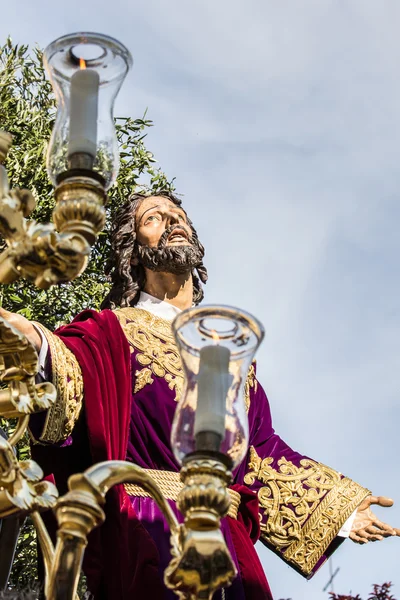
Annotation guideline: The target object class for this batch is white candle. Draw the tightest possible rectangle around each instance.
[194,344,232,439]
[68,68,100,158]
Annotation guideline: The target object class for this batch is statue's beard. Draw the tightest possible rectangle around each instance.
[135,225,204,275]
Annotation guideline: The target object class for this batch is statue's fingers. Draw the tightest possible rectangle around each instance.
[371,496,394,507]
[365,525,393,538]
[355,528,384,542]
[355,529,370,541]
[349,532,368,544]
[371,517,396,535]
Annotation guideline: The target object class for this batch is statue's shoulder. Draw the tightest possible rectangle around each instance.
[112,306,148,324]
[113,307,173,337]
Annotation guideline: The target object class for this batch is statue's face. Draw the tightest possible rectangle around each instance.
[135,195,192,249]
[133,195,204,275]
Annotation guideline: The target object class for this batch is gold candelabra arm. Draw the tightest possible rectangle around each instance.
[31,511,55,584]
[0,131,107,289]
[44,457,237,600]
[46,460,181,600]
[7,415,30,447]
[166,528,235,600]
[81,460,180,532]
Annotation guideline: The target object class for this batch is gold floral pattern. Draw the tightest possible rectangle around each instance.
[30,323,83,445]
[284,477,370,575]
[133,367,154,393]
[244,446,371,576]
[115,307,257,411]
[114,308,184,401]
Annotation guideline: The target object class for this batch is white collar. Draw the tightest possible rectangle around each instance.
[136,292,182,321]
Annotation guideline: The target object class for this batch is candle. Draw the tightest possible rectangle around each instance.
[68,67,100,158]
[194,344,232,440]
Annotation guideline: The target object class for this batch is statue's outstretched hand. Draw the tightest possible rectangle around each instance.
[350,496,400,544]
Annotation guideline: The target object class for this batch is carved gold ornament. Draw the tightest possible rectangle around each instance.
[0,436,58,517]
[244,446,371,575]
[0,133,107,290]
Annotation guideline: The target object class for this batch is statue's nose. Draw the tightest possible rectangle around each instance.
[167,212,180,225]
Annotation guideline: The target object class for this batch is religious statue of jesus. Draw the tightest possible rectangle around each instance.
[1,190,398,599]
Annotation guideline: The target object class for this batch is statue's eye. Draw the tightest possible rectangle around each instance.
[145,214,160,224]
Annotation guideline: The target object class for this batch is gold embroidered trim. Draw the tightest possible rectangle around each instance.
[114,307,256,413]
[30,323,83,444]
[134,367,154,393]
[284,477,370,574]
[114,308,184,401]
[244,446,370,575]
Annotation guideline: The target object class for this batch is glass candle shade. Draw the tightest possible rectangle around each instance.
[171,305,264,467]
[44,32,133,189]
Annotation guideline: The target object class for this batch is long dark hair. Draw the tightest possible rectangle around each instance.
[101,191,208,310]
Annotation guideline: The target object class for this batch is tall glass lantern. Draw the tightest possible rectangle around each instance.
[171,305,264,467]
[44,32,132,189]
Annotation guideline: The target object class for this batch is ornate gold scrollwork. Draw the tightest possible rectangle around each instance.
[244,446,371,575]
[245,446,341,548]
[115,307,256,414]
[114,308,184,400]
[133,366,154,393]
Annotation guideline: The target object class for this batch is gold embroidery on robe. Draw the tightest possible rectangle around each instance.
[244,446,371,576]
[114,307,257,411]
[114,308,184,401]
[29,323,83,445]
[244,362,257,411]
[134,367,154,393]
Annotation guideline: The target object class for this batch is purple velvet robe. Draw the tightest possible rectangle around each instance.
[30,308,370,600]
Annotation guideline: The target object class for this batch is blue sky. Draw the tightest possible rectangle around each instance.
[2,1,400,598]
